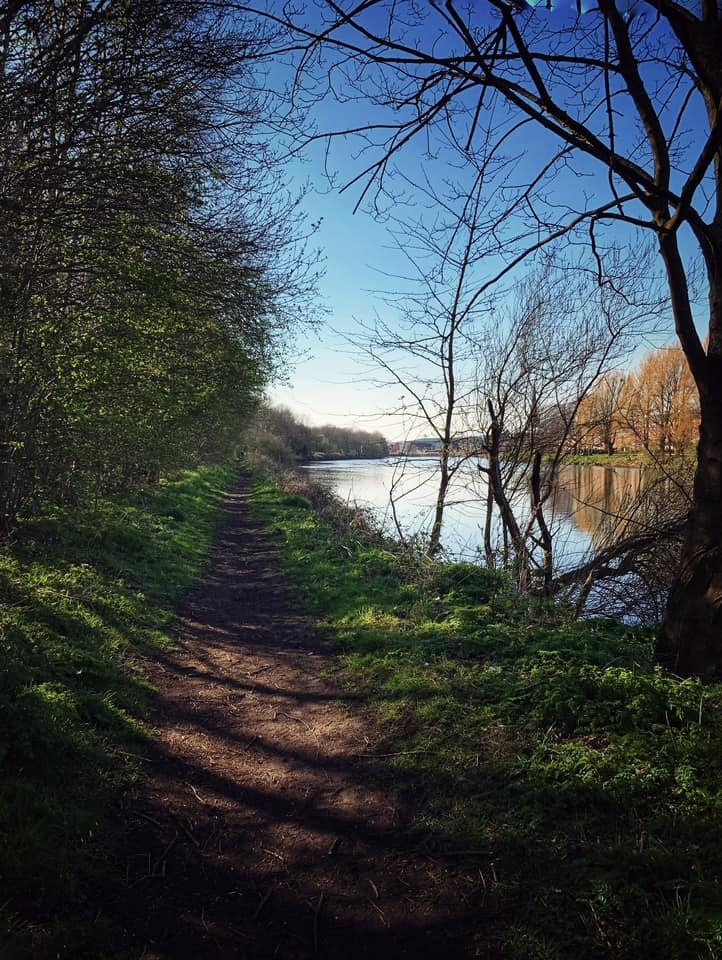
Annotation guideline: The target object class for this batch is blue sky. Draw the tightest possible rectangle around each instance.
[268,169,409,435]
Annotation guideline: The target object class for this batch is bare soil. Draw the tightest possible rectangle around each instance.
[105,477,495,959]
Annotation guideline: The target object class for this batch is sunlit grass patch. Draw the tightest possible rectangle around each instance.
[250,471,722,960]
[0,463,234,956]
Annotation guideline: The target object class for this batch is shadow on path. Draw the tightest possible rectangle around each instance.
[103,477,497,959]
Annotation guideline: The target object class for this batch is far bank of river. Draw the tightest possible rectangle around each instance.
[302,456,647,571]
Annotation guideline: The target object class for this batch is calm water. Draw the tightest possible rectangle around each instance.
[302,457,646,570]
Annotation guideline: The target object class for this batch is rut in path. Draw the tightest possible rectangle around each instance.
[109,477,493,959]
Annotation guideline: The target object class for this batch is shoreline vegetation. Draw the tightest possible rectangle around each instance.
[250,469,722,959]
[304,451,663,465]
[558,451,691,467]
[2,464,720,957]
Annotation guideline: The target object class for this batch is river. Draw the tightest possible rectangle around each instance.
[302,457,647,571]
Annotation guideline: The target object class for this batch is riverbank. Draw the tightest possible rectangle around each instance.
[559,451,696,467]
[3,467,721,957]
[251,471,722,959]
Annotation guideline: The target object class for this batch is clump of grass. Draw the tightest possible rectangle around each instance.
[250,473,722,960]
[0,464,235,957]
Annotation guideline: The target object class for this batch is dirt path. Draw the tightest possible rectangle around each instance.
[109,477,491,959]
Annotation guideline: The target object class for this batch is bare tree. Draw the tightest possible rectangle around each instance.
[344,174,491,555]
[577,372,627,455]
[472,260,658,595]
[251,0,722,676]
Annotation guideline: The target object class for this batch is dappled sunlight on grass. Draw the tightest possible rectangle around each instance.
[0,464,235,956]
[251,474,722,959]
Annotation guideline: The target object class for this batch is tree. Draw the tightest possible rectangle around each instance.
[0,1,314,530]
[344,174,491,556]
[621,346,700,455]
[474,265,652,595]
[260,0,722,676]
[246,403,389,464]
[577,372,627,455]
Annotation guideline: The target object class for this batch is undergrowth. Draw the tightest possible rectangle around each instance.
[250,473,722,960]
[0,464,235,958]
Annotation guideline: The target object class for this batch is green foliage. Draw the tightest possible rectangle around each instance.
[0,2,313,531]
[246,403,389,468]
[0,464,234,955]
[561,453,647,466]
[251,474,722,959]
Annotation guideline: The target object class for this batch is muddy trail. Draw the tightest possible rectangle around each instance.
[104,477,493,959]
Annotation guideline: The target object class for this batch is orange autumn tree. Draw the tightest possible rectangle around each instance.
[621,346,699,455]
[577,372,627,455]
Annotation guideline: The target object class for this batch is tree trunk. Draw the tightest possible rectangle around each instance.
[483,476,494,567]
[484,403,532,589]
[530,451,555,596]
[655,223,722,676]
[657,390,722,676]
[428,443,451,556]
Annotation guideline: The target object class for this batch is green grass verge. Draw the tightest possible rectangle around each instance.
[560,453,646,466]
[0,464,236,958]
[250,476,722,960]
[559,451,696,467]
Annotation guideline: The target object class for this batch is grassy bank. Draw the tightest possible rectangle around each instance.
[560,451,696,467]
[560,452,647,466]
[250,475,722,960]
[0,464,236,958]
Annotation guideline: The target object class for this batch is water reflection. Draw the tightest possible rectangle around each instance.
[553,464,645,546]
[304,458,657,569]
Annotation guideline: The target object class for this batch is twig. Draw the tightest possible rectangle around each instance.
[262,847,286,863]
[275,711,323,758]
[152,831,178,875]
[438,849,491,857]
[137,812,162,828]
[368,900,389,927]
[247,664,274,678]
[167,695,244,703]
[585,899,615,954]
[354,749,427,759]
[187,783,207,805]
[252,888,273,920]
[179,822,200,848]
[327,837,340,856]
[116,749,152,763]
[312,893,324,954]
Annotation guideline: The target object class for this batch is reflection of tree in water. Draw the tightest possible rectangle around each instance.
[554,466,644,547]
[552,464,692,623]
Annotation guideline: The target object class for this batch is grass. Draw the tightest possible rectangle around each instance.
[560,452,646,466]
[250,474,722,960]
[0,464,236,958]
[560,451,697,467]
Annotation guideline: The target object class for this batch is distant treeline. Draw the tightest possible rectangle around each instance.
[247,404,389,464]
[575,343,699,456]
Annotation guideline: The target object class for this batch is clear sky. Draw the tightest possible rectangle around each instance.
[268,173,414,439]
